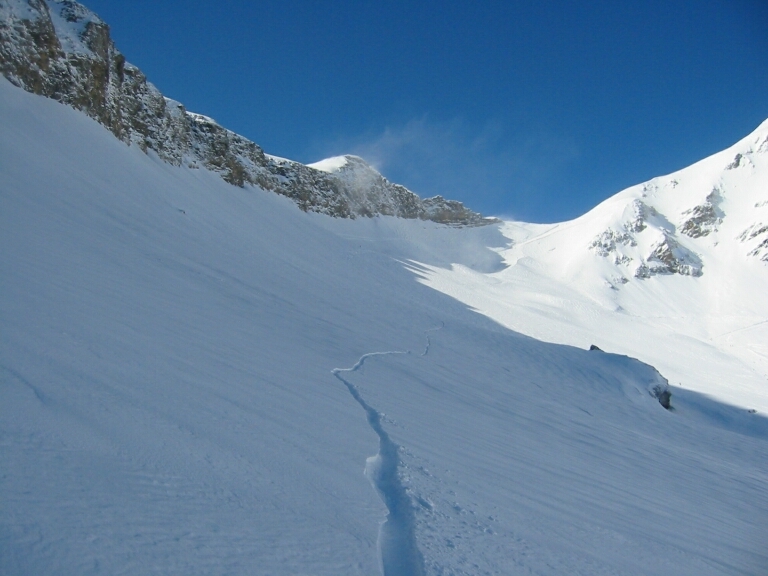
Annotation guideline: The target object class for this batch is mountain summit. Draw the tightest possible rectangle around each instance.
[0,0,492,225]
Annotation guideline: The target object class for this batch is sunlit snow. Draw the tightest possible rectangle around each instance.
[1,78,767,575]
[420,121,768,413]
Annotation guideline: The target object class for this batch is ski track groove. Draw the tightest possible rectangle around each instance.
[332,327,441,576]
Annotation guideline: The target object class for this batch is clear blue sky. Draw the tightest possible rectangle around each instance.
[84,0,768,222]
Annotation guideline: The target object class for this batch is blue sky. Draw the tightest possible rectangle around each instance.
[85,0,768,222]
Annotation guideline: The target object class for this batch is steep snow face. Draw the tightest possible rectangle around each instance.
[0,0,490,225]
[2,80,767,575]
[419,119,768,412]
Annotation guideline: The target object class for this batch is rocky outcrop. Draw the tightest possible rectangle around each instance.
[589,229,636,258]
[625,199,648,233]
[589,196,705,279]
[305,154,491,223]
[680,189,723,238]
[0,0,493,226]
[641,234,703,277]
[739,222,768,262]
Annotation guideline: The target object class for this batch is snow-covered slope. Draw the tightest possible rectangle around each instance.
[420,120,768,412]
[2,78,767,575]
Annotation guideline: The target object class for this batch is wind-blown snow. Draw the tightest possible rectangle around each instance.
[1,78,767,575]
[308,155,351,173]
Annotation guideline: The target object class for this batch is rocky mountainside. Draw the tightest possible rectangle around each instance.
[581,121,768,280]
[416,118,768,411]
[495,117,768,286]
[0,0,492,225]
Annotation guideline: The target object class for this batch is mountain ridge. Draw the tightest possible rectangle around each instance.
[0,0,493,225]
[416,118,768,411]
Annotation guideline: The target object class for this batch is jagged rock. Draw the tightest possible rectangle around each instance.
[680,189,723,238]
[726,153,744,170]
[758,135,768,154]
[306,155,492,224]
[589,228,635,257]
[738,222,768,262]
[680,204,718,237]
[737,222,768,242]
[645,234,703,277]
[747,237,768,262]
[588,196,710,281]
[0,0,493,226]
[625,199,648,233]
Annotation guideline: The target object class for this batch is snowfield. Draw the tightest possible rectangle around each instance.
[419,120,768,414]
[1,78,767,575]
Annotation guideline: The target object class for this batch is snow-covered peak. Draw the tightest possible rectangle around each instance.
[533,117,768,287]
[307,155,352,173]
[312,155,386,189]
[308,154,381,175]
[416,118,768,412]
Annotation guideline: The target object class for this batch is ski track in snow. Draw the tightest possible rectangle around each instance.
[331,327,441,576]
[1,364,46,404]
[420,323,443,357]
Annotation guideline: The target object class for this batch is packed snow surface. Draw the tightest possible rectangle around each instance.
[1,78,767,575]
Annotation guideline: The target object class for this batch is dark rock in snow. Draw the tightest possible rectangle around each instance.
[680,189,723,238]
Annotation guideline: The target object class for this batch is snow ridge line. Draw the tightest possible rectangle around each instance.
[332,345,429,575]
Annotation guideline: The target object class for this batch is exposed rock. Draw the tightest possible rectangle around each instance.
[737,222,768,262]
[624,199,648,233]
[589,228,635,257]
[589,196,710,281]
[726,153,744,170]
[680,189,723,238]
[748,239,768,262]
[645,234,703,277]
[738,222,768,243]
[613,254,632,265]
[654,387,672,410]
[633,264,651,279]
[680,204,718,237]
[0,0,493,226]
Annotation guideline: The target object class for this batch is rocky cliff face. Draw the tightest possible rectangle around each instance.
[0,0,493,225]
